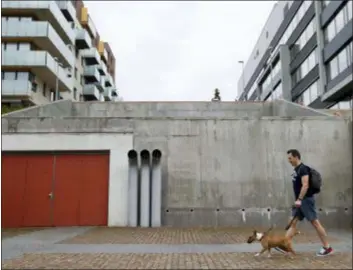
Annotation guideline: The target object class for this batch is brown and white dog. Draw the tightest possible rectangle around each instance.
[246,226,299,257]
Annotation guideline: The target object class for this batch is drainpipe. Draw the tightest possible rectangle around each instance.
[140,150,151,227]
[127,150,138,227]
[151,149,162,227]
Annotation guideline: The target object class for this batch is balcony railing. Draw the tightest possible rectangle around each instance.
[75,28,92,49]
[2,0,75,44]
[55,0,76,22]
[83,84,100,100]
[2,20,75,67]
[81,47,100,65]
[2,50,73,91]
[1,80,32,97]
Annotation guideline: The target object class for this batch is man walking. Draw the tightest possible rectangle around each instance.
[275,149,333,256]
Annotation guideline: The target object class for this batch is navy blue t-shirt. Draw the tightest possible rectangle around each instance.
[292,163,313,199]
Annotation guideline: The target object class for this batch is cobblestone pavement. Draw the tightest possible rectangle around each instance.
[2,252,352,269]
[2,227,352,269]
[59,227,340,244]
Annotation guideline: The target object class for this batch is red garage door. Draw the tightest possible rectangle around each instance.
[53,153,109,226]
[1,152,109,228]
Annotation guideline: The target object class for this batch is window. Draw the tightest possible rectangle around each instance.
[292,48,317,84]
[28,72,36,83]
[301,80,319,106]
[17,72,28,80]
[328,57,339,80]
[327,42,353,80]
[19,42,30,51]
[1,71,4,80]
[50,90,55,102]
[338,48,348,73]
[31,82,37,92]
[74,67,78,79]
[324,1,352,44]
[4,72,16,80]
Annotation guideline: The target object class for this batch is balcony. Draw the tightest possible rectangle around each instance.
[83,66,100,83]
[2,1,75,45]
[2,19,75,68]
[81,47,100,65]
[1,80,32,97]
[94,78,105,91]
[104,74,114,87]
[80,8,97,39]
[103,87,113,101]
[56,0,76,22]
[97,60,108,76]
[75,28,91,50]
[83,84,100,100]
[2,50,73,92]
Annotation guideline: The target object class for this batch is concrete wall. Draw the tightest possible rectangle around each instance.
[2,114,351,229]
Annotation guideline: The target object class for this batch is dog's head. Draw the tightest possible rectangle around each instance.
[247,229,263,244]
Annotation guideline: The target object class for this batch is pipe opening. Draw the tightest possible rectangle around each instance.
[166,209,169,213]
[267,208,271,212]
[190,209,194,212]
[127,149,138,159]
[241,208,245,212]
[216,208,220,212]
[140,149,150,160]
[319,208,322,212]
[152,149,162,159]
[344,207,348,211]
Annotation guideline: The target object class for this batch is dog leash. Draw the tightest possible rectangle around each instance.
[285,206,298,230]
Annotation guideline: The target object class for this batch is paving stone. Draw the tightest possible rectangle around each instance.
[59,227,341,244]
[2,252,352,269]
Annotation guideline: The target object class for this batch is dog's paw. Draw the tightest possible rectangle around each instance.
[267,254,272,258]
[254,253,260,257]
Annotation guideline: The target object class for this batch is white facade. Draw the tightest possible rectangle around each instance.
[1,0,118,105]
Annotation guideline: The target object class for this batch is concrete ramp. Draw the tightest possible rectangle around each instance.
[2,100,73,118]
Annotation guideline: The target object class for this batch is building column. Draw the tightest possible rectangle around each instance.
[279,45,292,101]
[314,1,327,97]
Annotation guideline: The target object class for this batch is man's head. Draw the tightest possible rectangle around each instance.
[287,149,301,167]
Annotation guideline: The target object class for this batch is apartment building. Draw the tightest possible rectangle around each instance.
[1,0,119,106]
[237,0,352,110]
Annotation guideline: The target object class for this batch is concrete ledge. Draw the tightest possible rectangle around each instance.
[163,207,352,229]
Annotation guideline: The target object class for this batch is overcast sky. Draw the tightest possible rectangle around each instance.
[84,1,275,101]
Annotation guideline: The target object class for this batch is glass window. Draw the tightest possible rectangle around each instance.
[335,9,345,33]
[338,48,348,73]
[17,72,28,80]
[325,20,336,43]
[310,81,318,101]
[6,43,17,51]
[339,100,352,109]
[4,71,16,80]
[19,42,30,51]
[303,89,311,106]
[347,2,353,21]
[328,57,339,80]
[301,58,309,77]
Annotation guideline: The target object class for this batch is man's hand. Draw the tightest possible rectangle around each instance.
[294,199,302,208]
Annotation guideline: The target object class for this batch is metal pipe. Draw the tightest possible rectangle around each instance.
[151,149,162,227]
[127,150,138,227]
[139,150,151,227]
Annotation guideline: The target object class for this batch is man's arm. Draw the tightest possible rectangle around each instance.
[298,171,310,200]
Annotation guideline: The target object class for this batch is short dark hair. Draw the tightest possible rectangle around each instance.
[287,149,301,159]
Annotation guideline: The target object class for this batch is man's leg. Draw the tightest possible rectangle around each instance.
[301,197,333,256]
[275,208,303,254]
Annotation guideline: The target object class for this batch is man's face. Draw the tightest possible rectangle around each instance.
[287,153,298,167]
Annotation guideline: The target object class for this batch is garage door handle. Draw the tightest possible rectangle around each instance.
[48,192,54,199]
